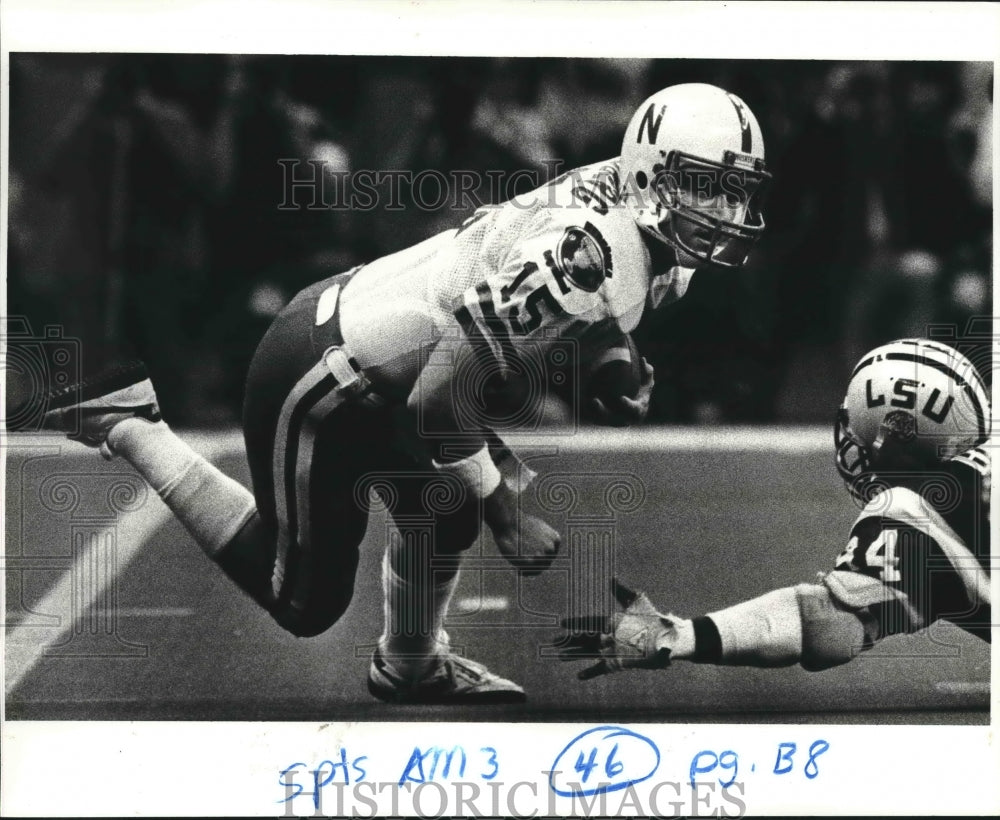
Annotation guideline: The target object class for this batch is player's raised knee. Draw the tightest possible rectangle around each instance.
[794,583,868,672]
[273,600,349,638]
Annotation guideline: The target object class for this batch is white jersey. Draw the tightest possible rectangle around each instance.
[337,159,695,388]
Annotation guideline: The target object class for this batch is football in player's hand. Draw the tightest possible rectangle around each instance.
[585,333,644,406]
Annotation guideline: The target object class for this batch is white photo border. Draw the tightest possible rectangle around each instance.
[2,1,998,816]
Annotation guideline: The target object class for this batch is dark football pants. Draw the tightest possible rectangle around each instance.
[234,272,482,638]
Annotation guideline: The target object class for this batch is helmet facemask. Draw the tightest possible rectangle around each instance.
[630,150,770,269]
[834,406,873,500]
[834,405,952,503]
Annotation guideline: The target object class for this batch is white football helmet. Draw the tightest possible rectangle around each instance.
[620,83,770,269]
[835,338,991,496]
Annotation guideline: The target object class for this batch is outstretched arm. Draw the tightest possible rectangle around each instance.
[558,576,879,679]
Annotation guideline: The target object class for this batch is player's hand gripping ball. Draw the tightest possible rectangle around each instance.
[585,334,653,426]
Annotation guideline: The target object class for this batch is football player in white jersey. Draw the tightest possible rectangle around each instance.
[559,339,992,679]
[19,83,770,703]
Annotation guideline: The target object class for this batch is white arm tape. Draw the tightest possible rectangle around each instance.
[433,445,502,499]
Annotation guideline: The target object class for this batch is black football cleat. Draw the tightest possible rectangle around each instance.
[6,359,161,458]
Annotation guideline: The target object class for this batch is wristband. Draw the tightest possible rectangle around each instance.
[690,615,723,663]
[433,445,502,498]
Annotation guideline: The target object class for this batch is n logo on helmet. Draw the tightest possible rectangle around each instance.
[726,93,753,153]
[636,104,664,144]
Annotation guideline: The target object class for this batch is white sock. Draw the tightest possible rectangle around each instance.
[378,549,458,680]
[664,618,697,659]
[707,587,803,667]
[108,418,256,557]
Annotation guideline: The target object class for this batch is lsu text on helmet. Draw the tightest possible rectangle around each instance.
[834,338,991,497]
[620,83,770,270]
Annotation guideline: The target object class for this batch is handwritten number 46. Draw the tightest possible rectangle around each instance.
[574,743,624,783]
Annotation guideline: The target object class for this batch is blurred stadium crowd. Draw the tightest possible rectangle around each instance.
[8,55,992,425]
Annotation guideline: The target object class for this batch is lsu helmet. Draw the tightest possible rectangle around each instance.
[834,338,991,497]
[620,83,770,269]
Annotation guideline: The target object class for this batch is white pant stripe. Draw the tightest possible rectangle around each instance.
[270,359,338,597]
[288,386,349,609]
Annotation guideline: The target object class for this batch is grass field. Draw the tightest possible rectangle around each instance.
[3,427,990,723]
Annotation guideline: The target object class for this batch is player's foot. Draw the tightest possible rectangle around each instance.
[10,360,161,457]
[367,647,526,704]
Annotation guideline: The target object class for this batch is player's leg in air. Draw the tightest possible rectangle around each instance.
[21,273,524,703]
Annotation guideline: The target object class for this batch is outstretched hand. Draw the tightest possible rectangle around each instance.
[557,578,676,679]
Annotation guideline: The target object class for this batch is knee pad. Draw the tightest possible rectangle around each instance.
[795,583,871,672]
